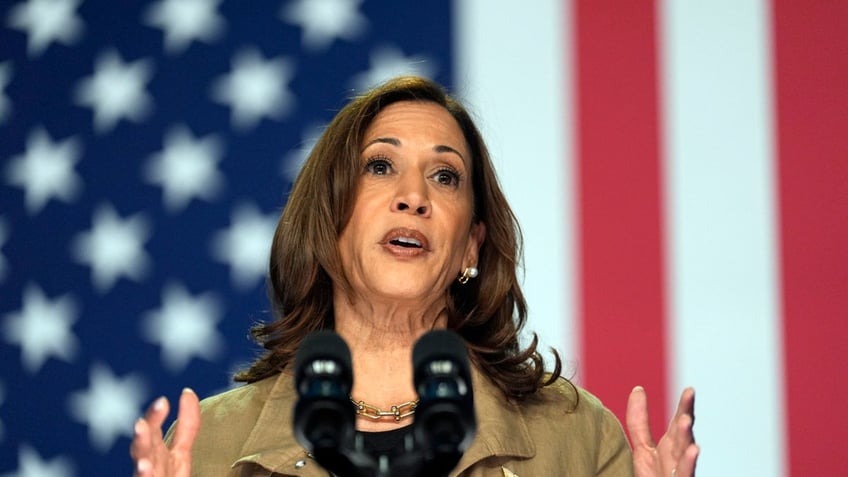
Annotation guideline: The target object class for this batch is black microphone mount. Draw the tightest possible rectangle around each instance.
[293,329,476,477]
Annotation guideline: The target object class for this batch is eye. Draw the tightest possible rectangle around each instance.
[433,167,461,187]
[364,156,393,175]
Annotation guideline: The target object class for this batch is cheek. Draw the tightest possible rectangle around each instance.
[339,198,376,260]
[444,215,475,258]
[338,209,361,257]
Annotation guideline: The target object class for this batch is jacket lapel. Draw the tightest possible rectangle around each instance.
[232,372,321,476]
[451,367,535,475]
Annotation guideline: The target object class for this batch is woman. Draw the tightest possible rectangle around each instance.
[131,76,699,476]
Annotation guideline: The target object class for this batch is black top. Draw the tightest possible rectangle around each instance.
[360,425,413,455]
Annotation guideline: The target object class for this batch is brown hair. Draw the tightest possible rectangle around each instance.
[235,76,561,399]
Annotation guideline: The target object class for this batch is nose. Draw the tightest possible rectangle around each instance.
[391,172,431,217]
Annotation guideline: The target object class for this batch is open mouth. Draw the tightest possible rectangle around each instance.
[389,237,423,248]
[382,228,429,251]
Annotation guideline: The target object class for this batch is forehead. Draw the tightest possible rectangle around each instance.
[363,101,470,160]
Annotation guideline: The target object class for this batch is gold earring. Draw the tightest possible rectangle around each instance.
[458,267,479,284]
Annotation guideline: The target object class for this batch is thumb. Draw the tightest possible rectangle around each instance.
[170,388,201,454]
[626,386,656,449]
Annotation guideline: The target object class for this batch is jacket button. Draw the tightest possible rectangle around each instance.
[295,460,307,469]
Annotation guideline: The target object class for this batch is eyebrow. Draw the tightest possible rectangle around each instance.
[363,137,466,162]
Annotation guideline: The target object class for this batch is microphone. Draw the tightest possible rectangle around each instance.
[293,330,361,476]
[410,330,476,477]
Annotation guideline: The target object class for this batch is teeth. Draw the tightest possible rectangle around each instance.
[391,237,422,248]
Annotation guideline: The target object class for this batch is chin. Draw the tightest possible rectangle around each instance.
[374,285,434,302]
[354,266,449,304]
[366,279,442,304]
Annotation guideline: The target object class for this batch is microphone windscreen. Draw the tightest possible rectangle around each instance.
[412,330,468,373]
[292,330,358,474]
[294,330,352,383]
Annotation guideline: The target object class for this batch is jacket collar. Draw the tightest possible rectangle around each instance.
[232,370,312,475]
[232,366,536,475]
[453,366,536,473]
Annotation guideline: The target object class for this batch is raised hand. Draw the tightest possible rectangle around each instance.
[626,386,699,477]
[130,388,201,477]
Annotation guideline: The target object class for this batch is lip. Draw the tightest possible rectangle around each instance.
[379,227,431,254]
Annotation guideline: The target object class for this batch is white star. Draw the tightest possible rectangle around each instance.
[281,123,323,182]
[0,217,8,281]
[2,284,78,374]
[4,127,83,214]
[0,62,12,122]
[210,49,295,131]
[74,50,154,133]
[350,45,437,92]
[67,363,147,453]
[281,0,367,52]
[71,204,152,292]
[6,0,84,57]
[1,445,74,477]
[141,282,225,373]
[144,0,225,55]
[210,203,277,290]
[144,125,225,212]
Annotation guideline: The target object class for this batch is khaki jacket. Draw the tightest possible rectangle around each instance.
[182,368,634,476]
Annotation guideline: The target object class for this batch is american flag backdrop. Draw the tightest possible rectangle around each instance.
[0,1,845,476]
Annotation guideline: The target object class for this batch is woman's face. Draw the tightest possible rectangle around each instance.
[337,100,485,307]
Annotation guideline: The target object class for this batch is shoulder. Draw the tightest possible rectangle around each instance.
[520,376,633,472]
[525,376,634,475]
[464,374,633,476]
[522,375,624,437]
[186,374,284,471]
[196,374,279,424]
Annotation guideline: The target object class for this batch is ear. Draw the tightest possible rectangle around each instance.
[464,221,487,268]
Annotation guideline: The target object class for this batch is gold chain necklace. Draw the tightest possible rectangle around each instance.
[350,397,420,422]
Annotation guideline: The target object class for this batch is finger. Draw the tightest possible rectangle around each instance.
[668,387,696,446]
[131,396,171,471]
[129,418,150,461]
[171,388,201,454]
[131,418,156,476]
[144,396,170,431]
[136,396,170,459]
[140,396,168,446]
[134,457,152,477]
[674,387,695,423]
[677,412,695,447]
[625,385,656,449]
[673,443,700,477]
[144,396,171,427]
[669,411,695,462]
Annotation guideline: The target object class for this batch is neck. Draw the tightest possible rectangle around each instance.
[333,290,447,431]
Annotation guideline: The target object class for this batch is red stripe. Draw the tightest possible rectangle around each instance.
[772,1,848,474]
[572,0,669,435]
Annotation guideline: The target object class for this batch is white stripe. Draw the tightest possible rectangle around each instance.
[453,1,576,372]
[659,1,785,475]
